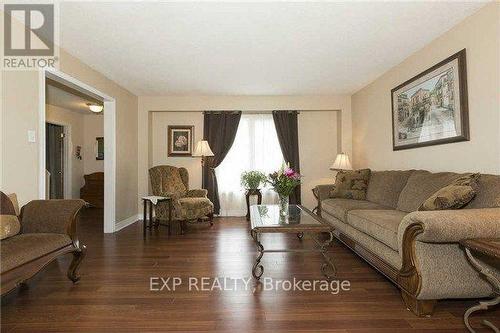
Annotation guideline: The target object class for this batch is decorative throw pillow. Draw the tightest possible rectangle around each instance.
[0,192,21,240]
[7,193,20,216]
[419,173,481,211]
[329,169,371,200]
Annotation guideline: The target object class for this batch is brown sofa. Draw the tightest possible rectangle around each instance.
[0,197,87,295]
[316,170,500,316]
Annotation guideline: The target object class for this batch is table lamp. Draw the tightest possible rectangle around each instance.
[330,152,352,171]
[193,140,214,166]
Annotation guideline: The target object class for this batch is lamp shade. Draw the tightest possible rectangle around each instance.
[192,140,214,157]
[330,152,352,171]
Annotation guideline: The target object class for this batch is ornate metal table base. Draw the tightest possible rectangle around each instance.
[251,230,336,280]
[251,229,265,279]
[463,248,500,333]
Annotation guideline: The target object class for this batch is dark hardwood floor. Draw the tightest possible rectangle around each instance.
[1,208,498,332]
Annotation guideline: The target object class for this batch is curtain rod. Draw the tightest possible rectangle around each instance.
[150,109,341,113]
[202,110,301,114]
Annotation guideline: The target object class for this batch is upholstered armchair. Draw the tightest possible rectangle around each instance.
[149,165,214,233]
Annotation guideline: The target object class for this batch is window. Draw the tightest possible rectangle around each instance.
[216,113,284,216]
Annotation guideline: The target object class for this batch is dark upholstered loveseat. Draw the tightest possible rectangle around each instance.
[1,198,87,295]
[316,170,500,316]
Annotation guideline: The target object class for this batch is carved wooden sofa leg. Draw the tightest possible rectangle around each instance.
[67,244,87,283]
[208,213,214,226]
[401,291,436,317]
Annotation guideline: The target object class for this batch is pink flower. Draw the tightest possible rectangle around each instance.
[284,168,295,177]
[283,168,301,180]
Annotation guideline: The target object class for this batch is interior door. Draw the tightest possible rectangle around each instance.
[46,123,64,199]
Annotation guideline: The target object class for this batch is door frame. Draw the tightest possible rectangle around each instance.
[45,121,72,199]
[39,68,117,233]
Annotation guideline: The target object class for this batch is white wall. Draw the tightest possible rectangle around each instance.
[298,111,338,208]
[352,4,500,174]
[148,108,341,212]
[2,71,42,205]
[83,114,105,174]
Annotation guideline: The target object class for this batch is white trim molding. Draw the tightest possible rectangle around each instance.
[44,120,73,199]
[38,71,47,199]
[115,214,141,232]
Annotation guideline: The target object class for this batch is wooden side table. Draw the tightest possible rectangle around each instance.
[245,189,262,221]
[142,196,172,236]
[460,238,500,333]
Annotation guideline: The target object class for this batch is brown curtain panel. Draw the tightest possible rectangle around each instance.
[272,110,301,204]
[202,111,242,214]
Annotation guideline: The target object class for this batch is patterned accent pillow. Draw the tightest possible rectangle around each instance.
[0,192,21,240]
[329,169,371,200]
[419,173,481,211]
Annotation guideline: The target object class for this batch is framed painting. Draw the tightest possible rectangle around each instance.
[96,137,104,160]
[391,49,469,151]
[168,125,194,156]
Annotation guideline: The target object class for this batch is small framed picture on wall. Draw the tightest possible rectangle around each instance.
[96,137,104,160]
[168,125,194,156]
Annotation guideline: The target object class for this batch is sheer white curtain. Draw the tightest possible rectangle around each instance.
[216,113,284,216]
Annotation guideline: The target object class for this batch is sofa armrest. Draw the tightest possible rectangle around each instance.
[185,189,208,198]
[20,200,86,238]
[315,184,335,202]
[398,208,500,246]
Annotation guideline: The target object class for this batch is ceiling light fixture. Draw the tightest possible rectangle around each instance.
[87,103,103,113]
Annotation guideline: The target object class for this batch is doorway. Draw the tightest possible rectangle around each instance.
[45,123,65,199]
[39,68,117,233]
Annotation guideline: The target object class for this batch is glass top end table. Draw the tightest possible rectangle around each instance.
[460,238,500,333]
[249,204,336,280]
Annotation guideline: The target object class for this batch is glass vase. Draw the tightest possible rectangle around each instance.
[278,194,289,217]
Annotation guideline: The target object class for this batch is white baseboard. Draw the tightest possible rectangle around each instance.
[115,214,141,232]
[219,210,246,217]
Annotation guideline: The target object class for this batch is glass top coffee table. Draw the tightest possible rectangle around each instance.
[250,204,336,280]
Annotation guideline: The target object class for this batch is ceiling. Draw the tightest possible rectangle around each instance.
[59,2,486,96]
[46,83,103,115]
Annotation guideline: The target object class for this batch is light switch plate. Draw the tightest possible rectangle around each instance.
[28,130,36,143]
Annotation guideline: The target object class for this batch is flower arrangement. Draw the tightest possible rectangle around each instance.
[267,163,301,197]
[267,163,301,217]
[240,170,267,190]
